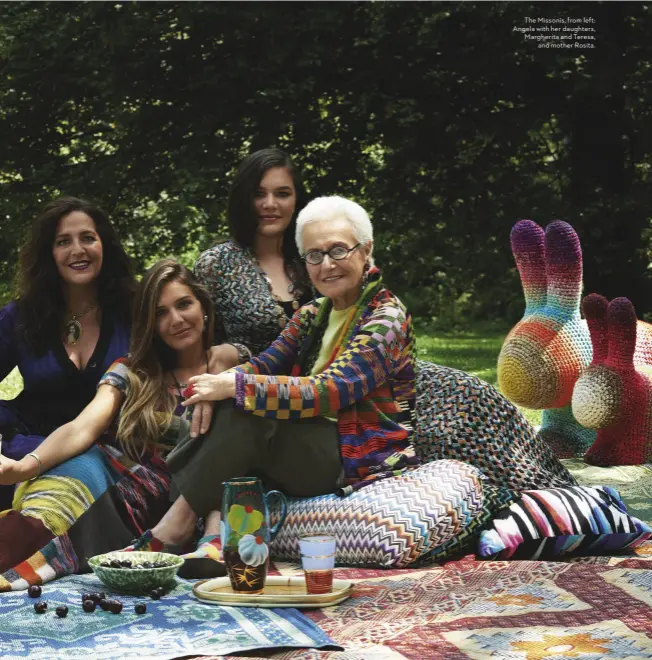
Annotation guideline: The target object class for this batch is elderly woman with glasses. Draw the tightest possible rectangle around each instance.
[129,195,419,553]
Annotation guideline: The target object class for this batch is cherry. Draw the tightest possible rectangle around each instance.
[34,601,48,614]
[108,599,123,614]
[135,603,147,614]
[82,599,96,613]
[28,585,42,598]
[56,605,68,618]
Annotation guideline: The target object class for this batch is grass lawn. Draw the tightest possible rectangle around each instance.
[415,322,505,387]
[0,321,543,426]
[415,321,543,427]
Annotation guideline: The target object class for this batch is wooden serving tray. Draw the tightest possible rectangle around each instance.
[192,575,353,608]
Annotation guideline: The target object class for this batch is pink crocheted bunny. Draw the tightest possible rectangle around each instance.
[572,295,652,465]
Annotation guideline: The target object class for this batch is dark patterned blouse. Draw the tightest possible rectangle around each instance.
[194,240,312,357]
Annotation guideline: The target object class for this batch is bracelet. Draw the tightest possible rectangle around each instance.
[26,452,42,479]
[230,343,252,365]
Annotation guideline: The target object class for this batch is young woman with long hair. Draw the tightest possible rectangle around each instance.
[0,196,135,462]
[0,259,220,590]
[194,148,313,367]
[126,197,419,562]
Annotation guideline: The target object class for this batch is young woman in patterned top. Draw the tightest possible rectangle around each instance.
[194,148,312,363]
[0,260,225,588]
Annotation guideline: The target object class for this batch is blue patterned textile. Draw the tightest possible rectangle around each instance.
[0,573,339,659]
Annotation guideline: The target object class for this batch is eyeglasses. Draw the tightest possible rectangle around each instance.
[303,243,361,266]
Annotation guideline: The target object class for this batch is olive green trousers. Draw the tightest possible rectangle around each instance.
[166,401,343,516]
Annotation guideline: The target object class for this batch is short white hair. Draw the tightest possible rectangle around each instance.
[295,195,374,256]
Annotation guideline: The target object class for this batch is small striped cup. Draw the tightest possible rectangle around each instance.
[299,535,336,594]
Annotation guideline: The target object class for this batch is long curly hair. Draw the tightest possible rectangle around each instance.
[118,259,215,459]
[17,196,135,352]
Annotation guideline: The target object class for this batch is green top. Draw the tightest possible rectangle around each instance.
[310,304,355,376]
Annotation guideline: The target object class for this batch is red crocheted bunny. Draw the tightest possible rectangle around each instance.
[572,294,652,465]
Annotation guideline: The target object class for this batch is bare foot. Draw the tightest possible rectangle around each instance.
[151,496,198,546]
[204,510,221,537]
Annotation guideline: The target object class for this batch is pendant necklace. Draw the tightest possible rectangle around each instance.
[64,303,98,346]
[250,252,303,329]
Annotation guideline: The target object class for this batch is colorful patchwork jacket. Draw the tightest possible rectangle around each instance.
[233,270,419,494]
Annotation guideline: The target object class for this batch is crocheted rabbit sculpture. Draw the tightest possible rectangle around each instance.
[498,220,595,457]
[572,294,652,465]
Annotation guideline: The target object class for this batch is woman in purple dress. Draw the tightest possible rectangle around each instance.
[0,197,135,504]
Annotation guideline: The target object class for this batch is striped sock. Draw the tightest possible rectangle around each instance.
[177,534,225,579]
[181,534,222,561]
[121,529,168,553]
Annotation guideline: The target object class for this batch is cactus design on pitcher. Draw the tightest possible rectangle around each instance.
[220,477,287,594]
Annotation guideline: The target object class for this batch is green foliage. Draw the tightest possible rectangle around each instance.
[1,2,651,318]
[415,320,508,386]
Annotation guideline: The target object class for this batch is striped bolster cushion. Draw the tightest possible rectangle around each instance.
[477,485,652,560]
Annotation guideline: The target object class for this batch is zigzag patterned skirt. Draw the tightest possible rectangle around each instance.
[0,444,171,591]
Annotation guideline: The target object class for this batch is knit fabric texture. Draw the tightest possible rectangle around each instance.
[194,240,311,356]
[233,270,418,492]
[572,294,652,465]
[414,361,577,490]
[269,459,516,568]
[497,219,594,457]
[499,219,652,461]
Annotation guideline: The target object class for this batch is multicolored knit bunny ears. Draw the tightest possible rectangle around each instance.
[499,218,652,464]
[498,220,591,412]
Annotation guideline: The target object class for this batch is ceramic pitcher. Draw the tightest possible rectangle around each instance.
[221,477,288,594]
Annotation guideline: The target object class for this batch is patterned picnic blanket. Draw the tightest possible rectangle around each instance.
[2,545,651,659]
[0,573,339,660]
[218,542,652,659]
